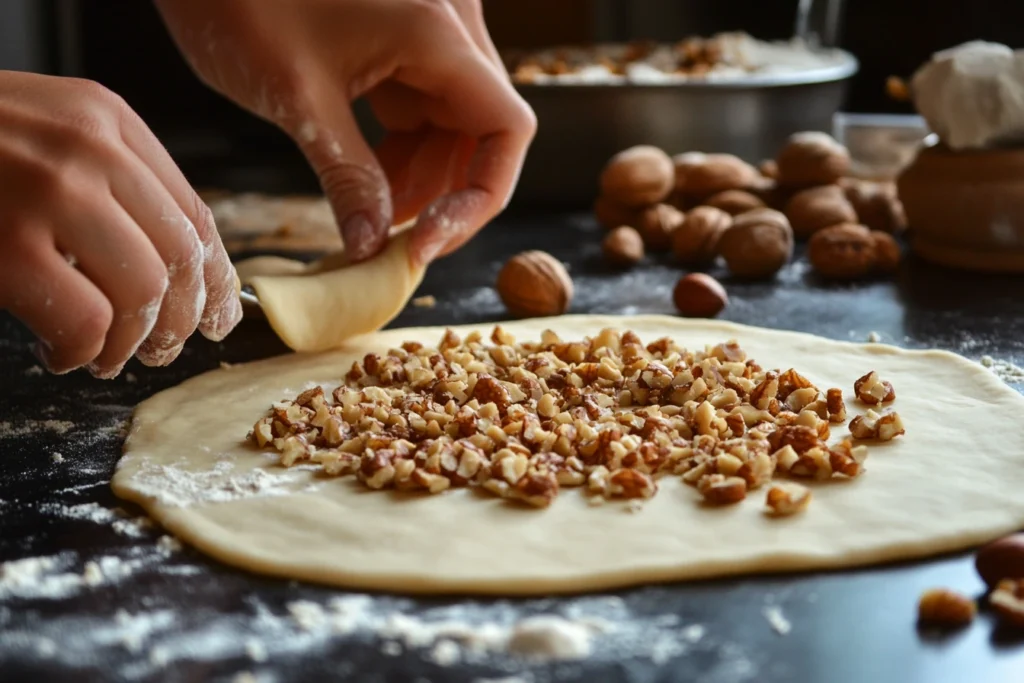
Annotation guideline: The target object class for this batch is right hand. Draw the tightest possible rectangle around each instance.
[0,71,241,378]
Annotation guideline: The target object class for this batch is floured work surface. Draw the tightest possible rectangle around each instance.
[112,316,1024,595]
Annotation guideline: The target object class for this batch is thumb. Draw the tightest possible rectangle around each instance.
[287,105,392,262]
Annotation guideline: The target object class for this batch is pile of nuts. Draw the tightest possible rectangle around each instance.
[249,326,904,513]
[918,532,1024,630]
[590,133,907,316]
[506,37,731,84]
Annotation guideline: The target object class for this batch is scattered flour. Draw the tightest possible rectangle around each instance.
[51,452,64,463]
[24,365,44,377]
[980,355,1024,383]
[0,420,76,438]
[126,460,314,507]
[762,605,792,635]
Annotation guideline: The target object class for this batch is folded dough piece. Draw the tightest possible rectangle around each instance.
[241,232,425,352]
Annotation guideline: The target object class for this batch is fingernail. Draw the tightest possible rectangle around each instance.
[136,340,185,367]
[86,361,124,380]
[341,213,378,262]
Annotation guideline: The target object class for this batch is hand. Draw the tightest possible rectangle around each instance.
[155,0,536,265]
[0,71,241,378]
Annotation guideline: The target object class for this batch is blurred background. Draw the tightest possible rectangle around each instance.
[2,0,1024,203]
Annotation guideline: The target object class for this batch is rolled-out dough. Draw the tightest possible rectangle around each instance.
[240,232,425,352]
[112,316,1024,595]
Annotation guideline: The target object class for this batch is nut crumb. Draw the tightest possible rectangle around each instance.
[917,588,975,627]
[51,452,64,464]
[763,605,792,635]
[412,295,437,309]
[867,331,881,343]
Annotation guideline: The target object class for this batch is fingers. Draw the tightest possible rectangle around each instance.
[394,33,536,265]
[53,195,171,376]
[116,106,242,343]
[0,231,113,374]
[446,0,505,72]
[107,160,208,368]
[278,100,392,263]
[375,128,472,225]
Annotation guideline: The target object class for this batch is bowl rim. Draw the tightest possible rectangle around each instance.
[514,50,859,90]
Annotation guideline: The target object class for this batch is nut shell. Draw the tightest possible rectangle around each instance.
[808,223,876,280]
[776,131,850,188]
[674,153,760,198]
[673,273,728,317]
[917,588,976,627]
[785,185,858,239]
[870,231,901,273]
[703,189,766,216]
[602,226,645,266]
[672,206,731,265]
[635,203,685,251]
[975,533,1024,589]
[593,195,641,231]
[718,209,794,279]
[496,251,574,317]
[600,145,675,207]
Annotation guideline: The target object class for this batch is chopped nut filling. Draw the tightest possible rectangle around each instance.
[248,327,902,509]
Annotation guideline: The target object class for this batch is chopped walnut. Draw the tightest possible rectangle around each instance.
[697,474,747,505]
[765,483,812,516]
[853,371,895,405]
[247,326,904,511]
[825,388,846,423]
[990,579,1024,628]
[849,409,905,441]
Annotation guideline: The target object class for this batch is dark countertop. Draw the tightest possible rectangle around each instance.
[2,211,1024,683]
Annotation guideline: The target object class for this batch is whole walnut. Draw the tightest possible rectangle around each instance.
[870,231,901,273]
[496,251,574,317]
[785,184,858,239]
[602,226,645,266]
[703,189,766,216]
[635,203,685,251]
[843,179,908,234]
[808,223,876,280]
[600,145,675,207]
[593,195,641,231]
[718,208,794,278]
[776,132,850,188]
[672,206,732,265]
[674,152,760,199]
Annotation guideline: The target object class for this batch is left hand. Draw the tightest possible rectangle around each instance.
[155,0,537,266]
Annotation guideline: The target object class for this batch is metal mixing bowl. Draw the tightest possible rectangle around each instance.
[510,52,859,208]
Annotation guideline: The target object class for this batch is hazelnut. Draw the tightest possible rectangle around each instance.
[593,195,641,231]
[870,231,901,273]
[496,251,573,317]
[917,588,976,627]
[718,208,794,279]
[703,189,766,216]
[975,533,1024,589]
[672,206,731,265]
[600,145,675,207]
[776,131,850,188]
[808,223,876,280]
[674,153,760,199]
[844,180,907,234]
[785,185,858,239]
[602,226,645,266]
[635,203,685,251]
[673,273,728,317]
